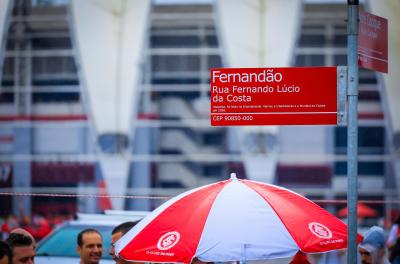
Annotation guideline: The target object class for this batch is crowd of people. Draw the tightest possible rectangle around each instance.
[0,213,74,242]
[0,220,139,264]
[1,218,400,264]
[75,221,140,264]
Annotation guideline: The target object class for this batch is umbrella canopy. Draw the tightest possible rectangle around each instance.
[337,203,378,218]
[116,174,361,263]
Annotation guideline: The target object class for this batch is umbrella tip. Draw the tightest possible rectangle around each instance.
[230,173,237,180]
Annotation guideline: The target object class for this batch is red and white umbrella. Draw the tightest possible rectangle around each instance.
[116,173,361,263]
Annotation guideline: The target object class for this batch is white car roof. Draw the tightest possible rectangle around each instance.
[73,210,149,226]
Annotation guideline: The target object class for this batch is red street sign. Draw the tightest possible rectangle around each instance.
[358,10,388,73]
[210,67,338,126]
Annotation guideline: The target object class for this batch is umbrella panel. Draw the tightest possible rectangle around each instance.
[195,180,298,261]
[117,181,227,263]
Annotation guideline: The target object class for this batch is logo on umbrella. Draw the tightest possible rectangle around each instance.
[308,222,333,239]
[157,231,181,250]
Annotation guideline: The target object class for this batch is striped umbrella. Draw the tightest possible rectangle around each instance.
[116,173,361,263]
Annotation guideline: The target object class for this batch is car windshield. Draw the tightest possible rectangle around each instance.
[36,224,113,259]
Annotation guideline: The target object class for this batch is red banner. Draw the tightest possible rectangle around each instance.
[358,10,388,73]
[210,67,338,126]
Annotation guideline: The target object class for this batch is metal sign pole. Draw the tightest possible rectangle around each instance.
[347,0,359,263]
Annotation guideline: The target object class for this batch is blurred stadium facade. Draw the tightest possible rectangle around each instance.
[0,0,399,218]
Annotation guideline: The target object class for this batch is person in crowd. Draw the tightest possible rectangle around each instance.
[190,257,214,264]
[110,221,138,264]
[387,217,400,249]
[389,237,400,264]
[0,241,12,264]
[77,228,103,264]
[359,226,390,264]
[6,233,35,264]
[29,214,51,241]
[0,215,18,239]
[9,229,35,250]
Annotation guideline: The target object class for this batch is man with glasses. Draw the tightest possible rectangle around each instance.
[359,226,390,264]
[110,221,138,264]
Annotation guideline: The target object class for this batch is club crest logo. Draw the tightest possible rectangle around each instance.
[157,231,180,250]
[308,222,333,239]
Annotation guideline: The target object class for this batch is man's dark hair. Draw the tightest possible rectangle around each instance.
[0,240,12,264]
[77,228,102,247]
[112,221,138,236]
[6,233,33,251]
